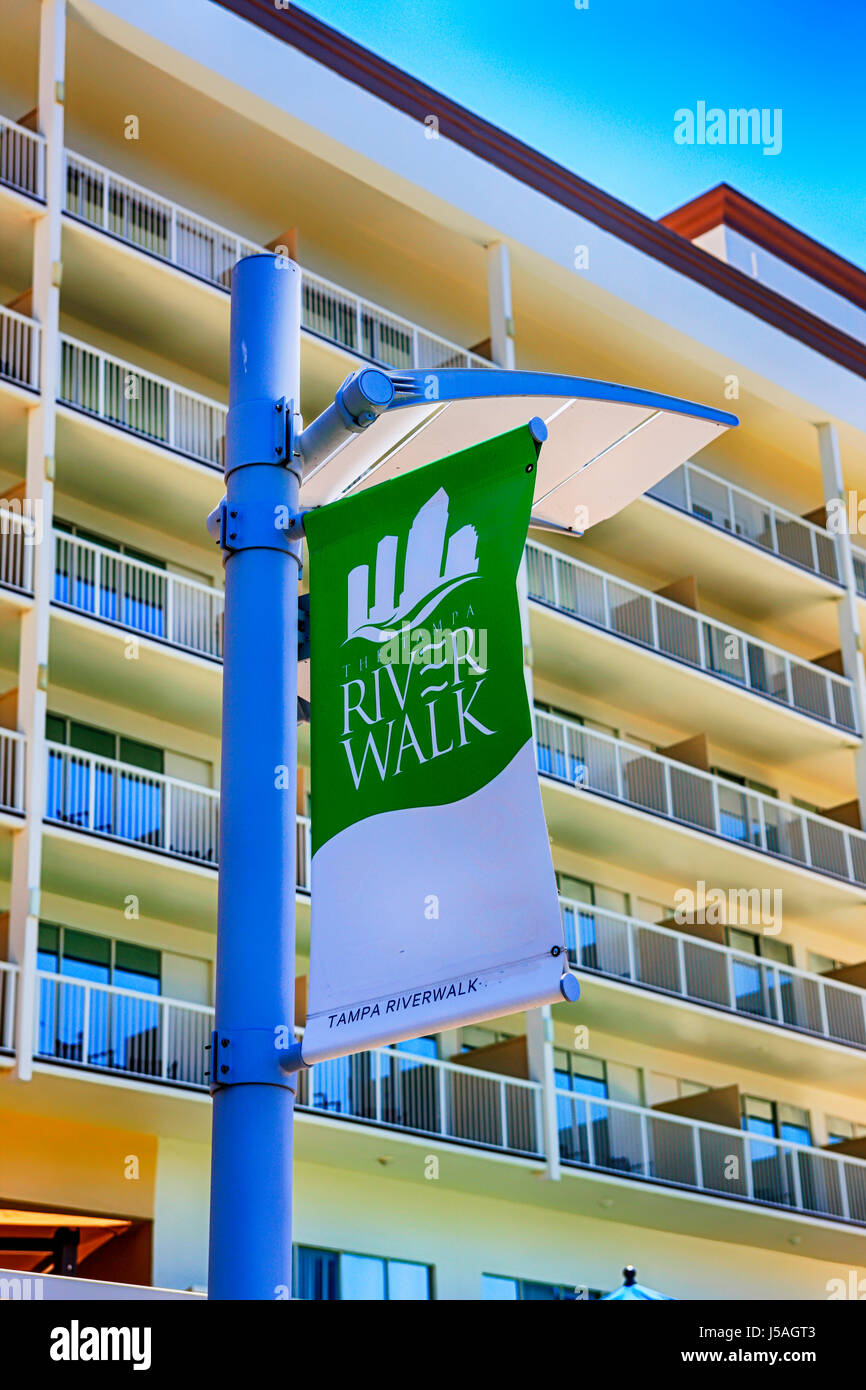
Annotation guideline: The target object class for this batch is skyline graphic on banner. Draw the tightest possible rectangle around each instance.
[346,487,480,643]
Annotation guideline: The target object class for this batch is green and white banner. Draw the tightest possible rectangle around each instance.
[301,424,570,1064]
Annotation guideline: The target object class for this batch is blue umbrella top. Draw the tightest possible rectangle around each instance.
[602,1266,674,1300]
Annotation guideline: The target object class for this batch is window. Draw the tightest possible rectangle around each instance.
[482,1273,602,1301]
[826,1117,866,1145]
[45,715,166,846]
[293,1246,431,1301]
[554,1050,606,1098]
[36,924,161,1071]
[743,1096,811,1146]
[727,929,795,1022]
[460,1025,508,1053]
[808,951,843,975]
[54,520,169,638]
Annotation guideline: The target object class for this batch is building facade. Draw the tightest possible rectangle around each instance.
[0,0,865,1300]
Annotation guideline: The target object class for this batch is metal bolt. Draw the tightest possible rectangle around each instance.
[221,1038,229,1048]
[275,446,284,455]
[551,945,561,957]
[275,401,283,412]
[221,1064,229,1075]
[229,532,237,541]
[230,510,237,518]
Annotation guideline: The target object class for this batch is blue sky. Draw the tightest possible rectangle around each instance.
[302,0,865,269]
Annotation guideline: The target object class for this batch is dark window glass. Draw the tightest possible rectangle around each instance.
[115,942,160,980]
[119,737,164,774]
[69,721,115,760]
[294,1247,339,1301]
[46,714,66,744]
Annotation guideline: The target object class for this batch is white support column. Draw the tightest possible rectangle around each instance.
[817,422,866,824]
[526,1005,560,1180]
[9,0,65,1081]
[485,241,516,370]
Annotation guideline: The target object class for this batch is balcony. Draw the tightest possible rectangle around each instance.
[0,727,26,817]
[534,709,866,920]
[53,529,223,661]
[0,304,40,393]
[557,1088,866,1227]
[43,741,310,885]
[23,968,866,1233]
[561,897,866,1050]
[62,149,489,373]
[648,460,839,585]
[0,512,35,596]
[0,114,45,202]
[527,540,857,741]
[58,334,225,470]
[64,150,260,291]
[0,960,16,1055]
[34,971,211,1088]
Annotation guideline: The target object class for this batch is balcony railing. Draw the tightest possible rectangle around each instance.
[44,741,311,885]
[23,966,866,1227]
[0,961,17,1052]
[53,530,224,660]
[0,114,45,200]
[58,334,226,468]
[0,511,35,594]
[297,1045,542,1155]
[64,150,261,289]
[301,267,489,370]
[648,460,840,584]
[0,728,26,814]
[534,707,866,887]
[561,897,866,1049]
[45,741,219,865]
[527,541,857,733]
[30,975,541,1153]
[63,149,490,371]
[34,971,211,1087]
[557,1088,866,1225]
[0,305,40,392]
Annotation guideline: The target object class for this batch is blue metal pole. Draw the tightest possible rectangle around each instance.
[208,254,301,1300]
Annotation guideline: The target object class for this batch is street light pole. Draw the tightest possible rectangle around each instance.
[207,254,302,1300]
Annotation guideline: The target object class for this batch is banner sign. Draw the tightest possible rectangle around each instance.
[301,424,573,1064]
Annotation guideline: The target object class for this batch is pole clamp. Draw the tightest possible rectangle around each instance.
[224,396,302,477]
[208,1028,306,1095]
[215,499,304,559]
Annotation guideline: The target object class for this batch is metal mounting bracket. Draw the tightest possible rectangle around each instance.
[208,1028,305,1095]
[297,592,310,662]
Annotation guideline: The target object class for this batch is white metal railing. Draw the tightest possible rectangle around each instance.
[526,541,858,733]
[57,334,226,468]
[0,960,17,1052]
[0,114,45,200]
[34,971,212,1088]
[556,1087,866,1225]
[64,150,260,287]
[63,149,490,370]
[0,728,25,814]
[0,304,40,392]
[296,1041,542,1155]
[53,530,223,659]
[851,547,866,602]
[561,897,866,1049]
[301,266,489,370]
[44,742,312,885]
[0,509,35,593]
[534,707,866,887]
[45,741,219,865]
[648,460,840,584]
